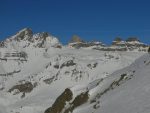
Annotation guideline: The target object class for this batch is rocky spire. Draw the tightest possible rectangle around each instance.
[112,37,123,45]
[70,35,84,43]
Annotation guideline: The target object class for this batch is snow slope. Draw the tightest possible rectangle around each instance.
[49,53,150,113]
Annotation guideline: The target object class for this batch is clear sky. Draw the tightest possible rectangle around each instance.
[0,0,150,44]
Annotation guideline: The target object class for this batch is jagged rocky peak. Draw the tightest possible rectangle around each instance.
[125,37,148,47]
[34,32,49,40]
[33,32,61,48]
[112,37,124,45]
[7,28,59,44]
[112,37,142,45]
[112,37,147,46]
[0,28,32,48]
[114,37,122,42]
[70,35,84,43]
[2,28,61,49]
[69,35,104,49]
[69,40,104,49]
[109,37,148,52]
[126,37,140,42]
[11,28,33,41]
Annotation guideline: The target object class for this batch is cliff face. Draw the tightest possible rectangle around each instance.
[70,35,83,43]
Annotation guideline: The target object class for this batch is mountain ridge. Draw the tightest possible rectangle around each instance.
[0,28,149,113]
[0,28,149,52]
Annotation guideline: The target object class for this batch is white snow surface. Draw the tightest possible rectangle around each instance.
[71,53,150,113]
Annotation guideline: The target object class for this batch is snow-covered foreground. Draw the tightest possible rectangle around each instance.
[0,28,149,113]
[0,47,144,113]
[71,53,150,113]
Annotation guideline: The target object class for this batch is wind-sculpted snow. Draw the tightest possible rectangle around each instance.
[0,28,149,113]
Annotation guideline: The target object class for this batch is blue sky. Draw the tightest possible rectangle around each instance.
[0,0,150,44]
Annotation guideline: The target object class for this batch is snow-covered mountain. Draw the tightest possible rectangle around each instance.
[46,53,150,113]
[0,28,149,113]
[69,37,148,51]
[1,28,61,49]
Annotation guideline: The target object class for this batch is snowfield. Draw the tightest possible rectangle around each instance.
[0,28,149,113]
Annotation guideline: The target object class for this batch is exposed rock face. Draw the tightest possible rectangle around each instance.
[60,60,76,69]
[34,32,61,48]
[44,88,89,113]
[69,35,105,49]
[93,47,127,51]
[8,81,37,98]
[44,88,73,113]
[33,32,49,41]
[0,41,6,48]
[112,37,122,45]
[13,28,33,41]
[148,47,150,53]
[114,37,122,42]
[126,37,139,42]
[70,91,89,111]
[69,42,104,49]
[4,51,27,59]
[8,82,34,94]
[70,35,83,43]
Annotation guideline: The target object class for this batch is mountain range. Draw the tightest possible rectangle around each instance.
[0,28,150,113]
